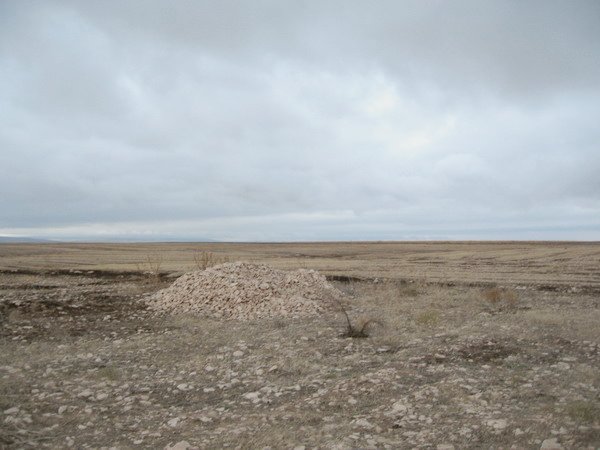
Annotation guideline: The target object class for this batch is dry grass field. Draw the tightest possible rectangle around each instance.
[1,242,599,449]
[1,241,599,288]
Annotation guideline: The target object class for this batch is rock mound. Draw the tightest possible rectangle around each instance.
[146,262,343,320]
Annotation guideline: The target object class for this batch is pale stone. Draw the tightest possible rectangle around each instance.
[165,441,191,450]
[540,438,563,449]
[391,402,408,414]
[77,389,93,398]
[486,419,508,430]
[243,392,260,403]
[353,418,374,430]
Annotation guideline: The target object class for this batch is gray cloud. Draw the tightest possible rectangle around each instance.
[1,1,599,240]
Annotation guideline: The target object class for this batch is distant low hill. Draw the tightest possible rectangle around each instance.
[0,236,54,243]
[92,236,218,243]
[0,235,218,243]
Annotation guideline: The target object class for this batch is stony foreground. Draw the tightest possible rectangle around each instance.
[1,270,599,449]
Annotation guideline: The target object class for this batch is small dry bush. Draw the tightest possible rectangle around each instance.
[482,287,518,310]
[193,251,230,271]
[136,253,164,278]
[333,296,382,338]
[341,316,383,338]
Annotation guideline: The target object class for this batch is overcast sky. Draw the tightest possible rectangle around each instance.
[1,1,599,241]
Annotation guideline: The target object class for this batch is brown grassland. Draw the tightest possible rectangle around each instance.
[1,241,599,449]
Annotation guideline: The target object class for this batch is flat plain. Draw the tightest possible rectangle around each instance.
[1,241,600,288]
[1,242,599,449]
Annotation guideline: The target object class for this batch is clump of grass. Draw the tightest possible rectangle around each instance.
[415,309,440,327]
[95,366,120,381]
[3,307,23,325]
[193,251,229,271]
[272,318,288,329]
[523,310,565,327]
[0,304,8,326]
[400,285,420,297]
[565,400,600,423]
[482,287,518,310]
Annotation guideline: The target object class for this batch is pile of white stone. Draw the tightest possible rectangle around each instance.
[146,261,343,320]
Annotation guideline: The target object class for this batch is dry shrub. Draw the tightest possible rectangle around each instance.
[136,253,164,278]
[483,287,502,304]
[193,251,229,271]
[333,296,383,338]
[341,317,383,338]
[483,287,518,310]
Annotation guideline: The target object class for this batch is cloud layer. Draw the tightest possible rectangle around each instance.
[1,1,599,240]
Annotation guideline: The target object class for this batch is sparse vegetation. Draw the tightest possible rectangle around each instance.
[332,295,383,338]
[340,316,383,338]
[415,309,440,327]
[192,250,229,271]
[565,400,600,423]
[482,286,518,310]
[400,284,420,297]
[1,242,600,448]
[96,366,120,382]
[136,253,164,279]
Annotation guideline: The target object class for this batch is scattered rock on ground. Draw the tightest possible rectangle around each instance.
[540,437,564,449]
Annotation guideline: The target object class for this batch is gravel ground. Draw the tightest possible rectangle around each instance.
[1,270,599,449]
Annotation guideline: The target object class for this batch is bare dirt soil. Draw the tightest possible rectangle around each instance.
[1,242,599,449]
